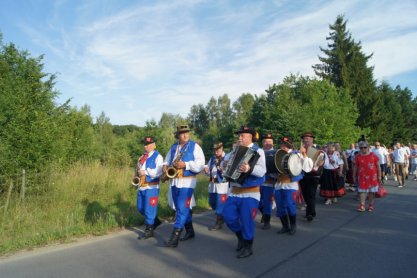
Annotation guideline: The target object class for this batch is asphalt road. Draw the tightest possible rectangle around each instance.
[1,178,417,278]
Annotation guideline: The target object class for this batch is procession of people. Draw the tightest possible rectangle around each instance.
[131,124,407,258]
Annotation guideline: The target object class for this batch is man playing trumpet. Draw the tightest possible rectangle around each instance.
[163,125,205,248]
[134,136,163,239]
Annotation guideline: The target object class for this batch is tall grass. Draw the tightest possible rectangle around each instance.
[0,161,210,256]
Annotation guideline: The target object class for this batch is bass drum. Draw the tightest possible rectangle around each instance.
[274,149,287,174]
[282,153,302,177]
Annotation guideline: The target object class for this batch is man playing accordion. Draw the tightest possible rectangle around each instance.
[222,126,266,259]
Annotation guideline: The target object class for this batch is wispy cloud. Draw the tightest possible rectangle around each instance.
[10,0,417,125]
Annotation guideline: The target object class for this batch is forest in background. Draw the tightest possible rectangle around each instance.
[1,14,416,195]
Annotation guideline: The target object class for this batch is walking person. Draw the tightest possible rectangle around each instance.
[133,136,163,239]
[223,125,266,258]
[299,132,324,221]
[353,140,381,212]
[319,143,345,204]
[204,142,228,230]
[163,125,205,247]
[259,133,278,230]
[393,142,408,188]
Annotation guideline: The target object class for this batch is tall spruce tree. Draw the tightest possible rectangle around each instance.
[313,15,376,128]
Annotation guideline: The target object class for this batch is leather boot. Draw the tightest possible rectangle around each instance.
[180,222,195,241]
[289,215,297,235]
[165,228,182,247]
[153,217,162,230]
[277,216,290,234]
[144,224,154,239]
[235,231,244,252]
[260,214,265,224]
[237,239,253,258]
[261,215,271,230]
[209,215,224,231]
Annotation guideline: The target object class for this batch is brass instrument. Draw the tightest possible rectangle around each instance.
[161,143,190,182]
[132,153,147,187]
[131,176,142,187]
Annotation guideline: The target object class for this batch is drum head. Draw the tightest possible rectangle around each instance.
[287,153,302,176]
[274,149,287,174]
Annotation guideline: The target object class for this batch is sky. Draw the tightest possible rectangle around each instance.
[1,0,417,126]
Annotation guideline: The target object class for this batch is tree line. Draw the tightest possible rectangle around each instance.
[1,15,416,194]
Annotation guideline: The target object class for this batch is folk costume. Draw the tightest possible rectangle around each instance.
[259,133,277,230]
[164,125,205,247]
[223,126,266,258]
[206,143,228,230]
[274,139,313,235]
[319,147,346,203]
[135,136,163,239]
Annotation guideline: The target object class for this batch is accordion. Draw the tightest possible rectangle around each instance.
[223,145,260,184]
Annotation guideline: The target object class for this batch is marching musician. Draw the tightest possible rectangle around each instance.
[274,137,312,235]
[163,125,205,248]
[259,133,277,230]
[204,142,228,231]
[135,136,163,239]
[223,126,266,259]
[299,132,324,222]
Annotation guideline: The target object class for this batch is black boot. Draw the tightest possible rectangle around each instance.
[180,222,195,241]
[144,224,154,239]
[235,231,244,252]
[289,215,297,235]
[277,216,290,234]
[260,214,265,224]
[237,239,253,258]
[209,215,224,231]
[165,228,182,247]
[153,217,162,230]
[261,215,271,230]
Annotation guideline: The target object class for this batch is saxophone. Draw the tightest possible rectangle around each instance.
[160,143,189,182]
[131,153,147,187]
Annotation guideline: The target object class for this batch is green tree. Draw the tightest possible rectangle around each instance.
[313,15,376,128]
[0,41,61,178]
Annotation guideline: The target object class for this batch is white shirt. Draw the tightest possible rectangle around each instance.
[372,147,388,164]
[139,150,164,190]
[163,141,205,189]
[229,143,266,201]
[323,152,344,170]
[393,147,407,163]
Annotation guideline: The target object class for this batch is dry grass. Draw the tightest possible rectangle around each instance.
[0,161,209,256]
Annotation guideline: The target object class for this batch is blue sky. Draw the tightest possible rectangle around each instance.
[1,0,417,126]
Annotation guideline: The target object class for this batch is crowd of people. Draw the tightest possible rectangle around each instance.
[132,125,414,259]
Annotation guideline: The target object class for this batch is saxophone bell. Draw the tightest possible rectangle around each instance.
[132,176,141,187]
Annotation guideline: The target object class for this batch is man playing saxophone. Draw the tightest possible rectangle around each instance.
[223,125,266,259]
[163,125,205,248]
[135,136,163,239]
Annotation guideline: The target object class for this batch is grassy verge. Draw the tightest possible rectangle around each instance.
[0,161,210,257]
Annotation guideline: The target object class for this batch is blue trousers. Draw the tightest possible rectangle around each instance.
[209,193,228,216]
[274,189,297,217]
[137,187,159,225]
[171,186,194,229]
[223,196,258,240]
[259,186,274,215]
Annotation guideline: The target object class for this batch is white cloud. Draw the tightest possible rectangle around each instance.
[12,0,417,126]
